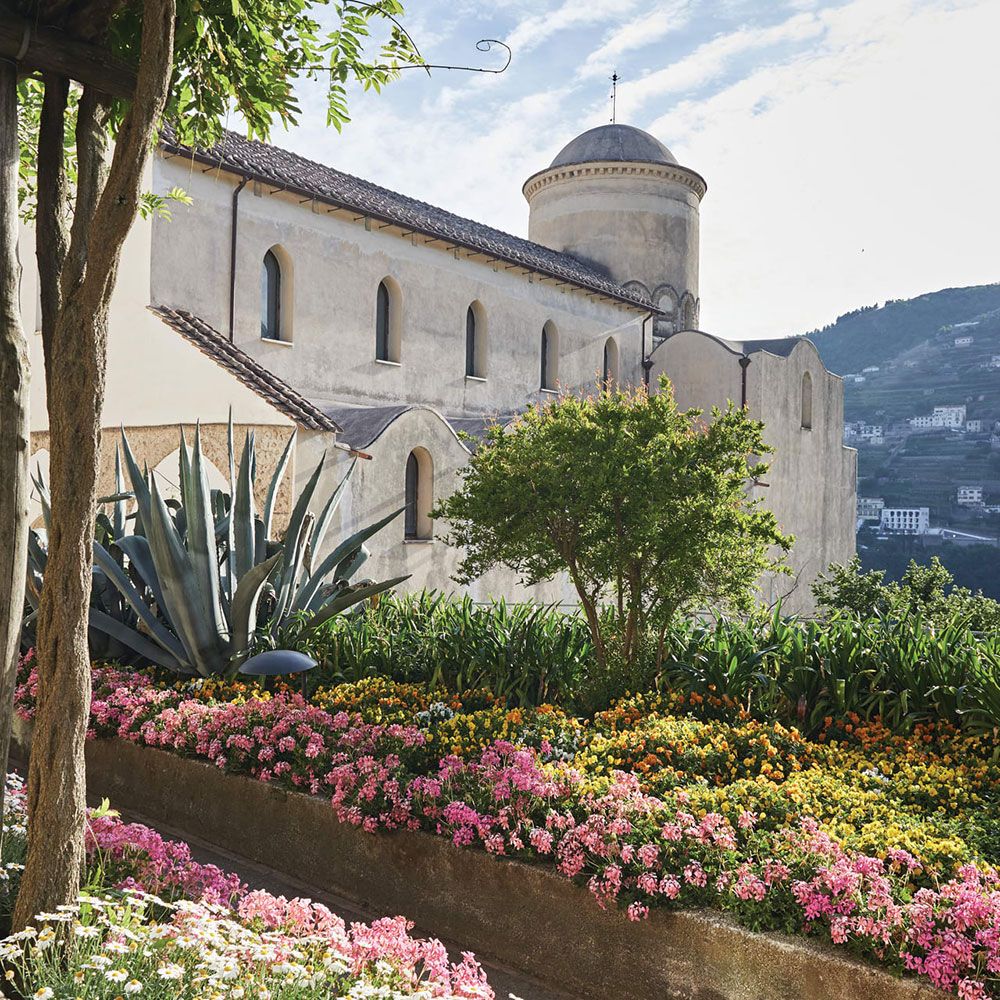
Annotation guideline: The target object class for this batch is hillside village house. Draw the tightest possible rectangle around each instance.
[20,123,856,613]
[911,405,967,430]
[881,507,931,536]
[957,486,985,507]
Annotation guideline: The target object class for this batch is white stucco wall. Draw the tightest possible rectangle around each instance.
[297,410,577,606]
[149,154,648,420]
[524,162,703,329]
[649,332,856,615]
[18,164,295,434]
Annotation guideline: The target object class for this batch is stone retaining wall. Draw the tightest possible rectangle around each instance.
[12,726,947,1000]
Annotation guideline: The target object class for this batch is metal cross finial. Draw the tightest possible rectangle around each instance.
[610,71,619,123]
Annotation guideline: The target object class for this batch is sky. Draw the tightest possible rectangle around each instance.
[266,0,1000,340]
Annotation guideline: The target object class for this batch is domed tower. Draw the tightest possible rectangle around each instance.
[523,124,706,332]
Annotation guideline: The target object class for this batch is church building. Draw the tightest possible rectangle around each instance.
[21,122,856,614]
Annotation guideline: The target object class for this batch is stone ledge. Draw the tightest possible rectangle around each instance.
[11,724,947,1000]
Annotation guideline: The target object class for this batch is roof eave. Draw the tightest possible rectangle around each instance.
[159,139,656,314]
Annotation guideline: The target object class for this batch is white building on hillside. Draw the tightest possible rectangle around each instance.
[880,507,930,535]
[957,486,984,506]
[20,123,856,614]
[857,497,885,520]
[967,419,985,433]
[955,336,974,347]
[911,405,967,430]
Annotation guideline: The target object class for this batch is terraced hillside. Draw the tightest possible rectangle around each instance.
[789,286,1000,515]
[807,283,1000,375]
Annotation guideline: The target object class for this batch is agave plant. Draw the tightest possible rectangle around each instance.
[76,420,407,677]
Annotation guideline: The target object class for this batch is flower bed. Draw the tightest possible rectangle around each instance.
[14,655,1000,998]
[0,772,493,999]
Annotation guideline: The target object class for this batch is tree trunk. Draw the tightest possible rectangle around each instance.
[0,63,31,823]
[12,0,176,930]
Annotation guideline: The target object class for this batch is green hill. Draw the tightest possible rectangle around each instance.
[806,284,1000,375]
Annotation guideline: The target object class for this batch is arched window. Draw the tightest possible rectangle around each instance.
[375,279,402,363]
[465,302,487,377]
[602,337,620,389]
[801,371,813,430]
[404,448,433,540]
[261,249,282,340]
[541,321,559,391]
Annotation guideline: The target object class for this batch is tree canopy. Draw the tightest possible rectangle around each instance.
[434,379,792,668]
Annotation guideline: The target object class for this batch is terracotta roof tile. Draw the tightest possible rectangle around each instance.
[150,305,341,433]
[159,128,653,312]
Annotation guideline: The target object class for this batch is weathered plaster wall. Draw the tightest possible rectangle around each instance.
[524,163,702,325]
[150,154,647,419]
[649,332,856,615]
[19,165,294,433]
[297,412,577,605]
[28,424,299,532]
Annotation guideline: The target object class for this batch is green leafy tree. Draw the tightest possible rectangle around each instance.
[1,0,419,930]
[433,379,792,671]
[812,555,1000,631]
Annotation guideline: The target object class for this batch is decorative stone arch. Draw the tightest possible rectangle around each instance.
[621,279,651,300]
[652,283,679,338]
[404,446,434,540]
[375,275,403,363]
[679,292,696,331]
[541,320,560,391]
[152,448,230,504]
[261,244,294,342]
[465,300,488,378]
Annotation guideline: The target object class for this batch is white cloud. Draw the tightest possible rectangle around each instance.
[617,10,826,118]
[505,0,638,55]
[577,1,693,79]
[647,0,1000,338]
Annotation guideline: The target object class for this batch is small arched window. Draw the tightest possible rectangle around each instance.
[602,338,620,389]
[376,281,391,361]
[541,321,559,391]
[261,249,282,340]
[801,371,813,430]
[404,448,433,540]
[465,303,487,378]
[375,278,402,363]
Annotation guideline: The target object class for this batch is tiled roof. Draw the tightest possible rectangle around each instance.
[317,402,513,451]
[150,306,341,433]
[159,128,653,311]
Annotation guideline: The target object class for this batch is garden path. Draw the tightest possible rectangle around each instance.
[126,808,578,1000]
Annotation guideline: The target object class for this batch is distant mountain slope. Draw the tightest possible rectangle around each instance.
[806,284,1000,375]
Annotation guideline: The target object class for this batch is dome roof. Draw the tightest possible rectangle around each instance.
[549,124,677,168]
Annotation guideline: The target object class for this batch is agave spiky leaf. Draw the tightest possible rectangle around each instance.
[233,431,257,581]
[294,506,406,613]
[263,429,296,541]
[91,542,187,663]
[307,576,411,632]
[229,550,285,675]
[146,474,229,676]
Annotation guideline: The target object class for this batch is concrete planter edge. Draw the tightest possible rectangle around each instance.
[11,720,946,1000]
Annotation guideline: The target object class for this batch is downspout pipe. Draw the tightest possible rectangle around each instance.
[228,176,249,342]
[738,354,752,409]
[641,311,654,390]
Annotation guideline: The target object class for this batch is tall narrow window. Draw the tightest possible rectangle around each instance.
[602,337,620,389]
[541,321,559,390]
[376,281,391,361]
[261,250,281,340]
[404,451,419,538]
[464,301,486,378]
[404,448,433,540]
[465,306,477,376]
[801,371,813,430]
